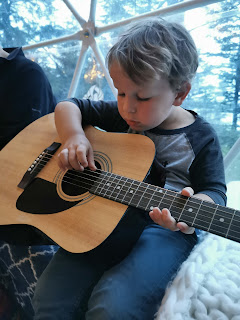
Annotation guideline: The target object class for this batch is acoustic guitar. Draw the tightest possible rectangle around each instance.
[0,114,239,253]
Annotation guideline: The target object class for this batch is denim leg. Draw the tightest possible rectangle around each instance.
[32,208,197,320]
[85,224,198,320]
[32,247,108,320]
[33,207,148,320]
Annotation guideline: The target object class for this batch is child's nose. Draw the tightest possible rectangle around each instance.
[124,97,137,113]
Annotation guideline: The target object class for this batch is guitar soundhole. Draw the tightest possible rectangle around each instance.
[61,161,101,196]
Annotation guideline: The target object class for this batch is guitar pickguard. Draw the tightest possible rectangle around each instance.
[16,152,113,214]
[16,178,80,214]
[0,114,156,252]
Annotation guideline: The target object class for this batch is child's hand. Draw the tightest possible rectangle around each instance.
[57,133,97,171]
[149,187,195,234]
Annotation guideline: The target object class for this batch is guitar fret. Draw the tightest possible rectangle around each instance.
[114,177,133,204]
[112,176,128,201]
[192,199,203,227]
[168,194,187,221]
[106,175,124,200]
[102,174,122,199]
[143,186,163,211]
[99,173,112,197]
[210,224,230,236]
[178,196,189,222]
[128,181,143,207]
[228,216,240,239]
[177,206,195,226]
[143,185,155,210]
[144,188,173,212]
[168,192,177,212]
[207,204,218,232]
[89,169,240,244]
[178,198,204,227]
[120,178,136,204]
[194,205,213,227]
[227,221,240,241]
[93,171,112,195]
[144,187,165,211]
[129,182,147,208]
[211,214,232,228]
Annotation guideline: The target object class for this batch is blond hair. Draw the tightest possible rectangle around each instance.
[107,17,198,91]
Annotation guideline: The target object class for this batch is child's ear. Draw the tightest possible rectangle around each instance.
[173,82,191,106]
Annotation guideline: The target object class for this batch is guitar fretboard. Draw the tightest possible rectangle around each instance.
[88,170,240,243]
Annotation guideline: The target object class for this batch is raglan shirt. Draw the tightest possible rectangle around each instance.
[0,47,57,150]
[67,98,226,208]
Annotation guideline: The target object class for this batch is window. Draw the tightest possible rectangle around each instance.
[2,0,240,206]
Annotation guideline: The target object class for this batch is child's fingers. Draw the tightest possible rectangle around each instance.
[149,207,179,231]
[58,148,72,170]
[149,207,162,224]
[76,145,89,168]
[177,222,195,234]
[149,188,196,234]
[87,147,97,171]
[161,208,180,231]
[181,187,194,197]
[69,147,84,170]
[76,142,96,171]
[58,147,85,171]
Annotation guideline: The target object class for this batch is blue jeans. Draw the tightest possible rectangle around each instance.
[33,210,197,320]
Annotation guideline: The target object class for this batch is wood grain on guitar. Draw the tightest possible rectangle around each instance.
[1,114,239,253]
[0,113,155,253]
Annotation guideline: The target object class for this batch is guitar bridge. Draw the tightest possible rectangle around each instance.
[18,142,61,189]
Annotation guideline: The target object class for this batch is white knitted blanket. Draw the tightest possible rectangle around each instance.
[155,232,240,320]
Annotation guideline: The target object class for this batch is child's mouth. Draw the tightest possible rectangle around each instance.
[126,119,140,126]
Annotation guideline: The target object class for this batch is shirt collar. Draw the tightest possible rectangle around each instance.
[0,47,24,62]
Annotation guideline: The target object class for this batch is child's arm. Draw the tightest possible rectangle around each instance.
[149,187,214,234]
[54,101,96,171]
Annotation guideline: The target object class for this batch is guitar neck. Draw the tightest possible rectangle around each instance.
[89,170,240,243]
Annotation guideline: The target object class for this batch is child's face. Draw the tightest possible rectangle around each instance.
[109,61,183,131]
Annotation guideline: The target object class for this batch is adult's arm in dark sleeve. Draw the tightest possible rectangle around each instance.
[18,61,57,122]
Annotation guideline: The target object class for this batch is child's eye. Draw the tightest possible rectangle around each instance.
[137,96,151,102]
[118,93,125,97]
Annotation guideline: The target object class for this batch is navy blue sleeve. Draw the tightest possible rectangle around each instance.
[18,60,57,121]
[65,98,128,133]
[189,121,226,206]
[0,53,57,150]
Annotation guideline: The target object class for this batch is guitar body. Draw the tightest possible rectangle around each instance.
[0,113,155,253]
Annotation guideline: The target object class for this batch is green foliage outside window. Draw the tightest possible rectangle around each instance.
[1,0,240,183]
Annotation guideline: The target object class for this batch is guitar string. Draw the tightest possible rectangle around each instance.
[31,153,240,230]
[29,156,240,238]
[59,180,240,239]
[35,153,239,220]
[64,171,240,226]
[33,153,209,209]
[44,177,240,239]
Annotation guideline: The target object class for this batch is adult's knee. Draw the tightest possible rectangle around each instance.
[86,294,137,320]
[32,273,79,320]
[86,280,153,320]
